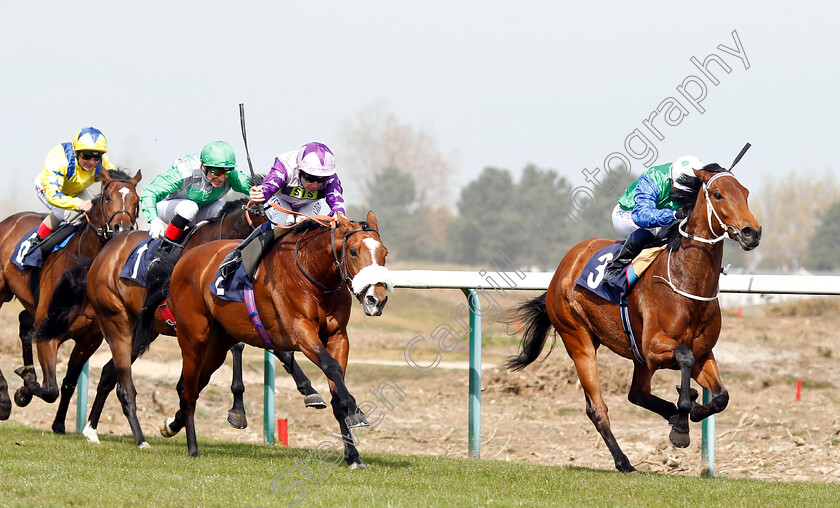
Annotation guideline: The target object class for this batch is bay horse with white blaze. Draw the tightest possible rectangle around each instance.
[138,212,391,466]
[508,163,761,472]
[38,199,323,445]
[0,169,141,420]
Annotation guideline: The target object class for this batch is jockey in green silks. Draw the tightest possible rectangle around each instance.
[140,141,252,252]
[602,155,704,282]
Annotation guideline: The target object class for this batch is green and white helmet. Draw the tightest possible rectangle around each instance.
[200,141,237,169]
[671,155,702,193]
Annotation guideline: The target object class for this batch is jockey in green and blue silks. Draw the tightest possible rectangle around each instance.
[140,141,252,245]
[602,155,704,281]
[31,127,115,244]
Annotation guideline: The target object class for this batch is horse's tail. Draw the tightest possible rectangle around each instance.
[132,252,177,358]
[34,259,93,343]
[505,292,555,371]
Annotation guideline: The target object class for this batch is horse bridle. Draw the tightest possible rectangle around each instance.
[84,178,139,239]
[662,172,742,301]
[294,223,381,294]
[677,172,739,245]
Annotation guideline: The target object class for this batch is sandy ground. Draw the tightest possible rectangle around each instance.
[1,296,839,483]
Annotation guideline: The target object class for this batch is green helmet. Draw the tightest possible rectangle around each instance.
[200,141,237,168]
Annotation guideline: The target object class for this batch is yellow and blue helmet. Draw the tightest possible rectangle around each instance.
[72,127,107,153]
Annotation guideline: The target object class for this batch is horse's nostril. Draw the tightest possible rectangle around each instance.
[365,295,377,307]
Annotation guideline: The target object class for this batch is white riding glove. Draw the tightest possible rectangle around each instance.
[149,218,168,239]
[249,185,266,203]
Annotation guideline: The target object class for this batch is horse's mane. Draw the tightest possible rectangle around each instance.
[666,163,728,251]
[201,174,266,224]
[204,198,249,224]
[288,217,370,236]
[106,168,133,180]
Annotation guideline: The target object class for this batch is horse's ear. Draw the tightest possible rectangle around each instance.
[100,169,112,184]
[335,212,351,228]
[131,169,142,185]
[366,210,378,230]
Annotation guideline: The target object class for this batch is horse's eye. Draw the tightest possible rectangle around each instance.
[349,248,358,257]
[713,192,723,200]
[104,195,111,202]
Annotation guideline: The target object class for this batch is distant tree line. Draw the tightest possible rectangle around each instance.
[349,164,840,273]
[341,102,840,273]
[348,162,634,270]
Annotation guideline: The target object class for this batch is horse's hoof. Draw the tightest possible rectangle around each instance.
[227,410,248,429]
[349,462,367,471]
[14,387,32,407]
[346,413,369,429]
[138,441,151,449]
[160,417,179,438]
[304,394,327,409]
[82,422,100,444]
[51,422,66,435]
[0,400,11,420]
[669,427,691,448]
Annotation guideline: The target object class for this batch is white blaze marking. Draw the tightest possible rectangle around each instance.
[362,238,382,265]
[119,187,130,207]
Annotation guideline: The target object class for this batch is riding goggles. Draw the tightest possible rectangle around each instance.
[78,150,103,161]
[299,170,329,184]
[206,166,231,176]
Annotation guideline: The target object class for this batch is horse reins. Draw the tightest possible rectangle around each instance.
[246,200,373,293]
[294,221,381,294]
[658,171,745,301]
[676,172,739,245]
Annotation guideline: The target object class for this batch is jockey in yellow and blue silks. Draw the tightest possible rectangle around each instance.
[602,155,704,281]
[31,127,115,247]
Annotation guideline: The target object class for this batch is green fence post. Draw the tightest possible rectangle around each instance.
[75,360,89,433]
[264,350,275,445]
[462,288,482,459]
[701,388,715,477]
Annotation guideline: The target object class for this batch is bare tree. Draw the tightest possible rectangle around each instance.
[755,169,840,271]
[339,100,456,208]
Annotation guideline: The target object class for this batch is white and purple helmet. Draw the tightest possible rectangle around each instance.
[296,142,336,178]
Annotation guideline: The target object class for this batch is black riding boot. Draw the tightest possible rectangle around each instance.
[19,232,46,259]
[150,214,190,265]
[219,223,275,280]
[603,233,651,281]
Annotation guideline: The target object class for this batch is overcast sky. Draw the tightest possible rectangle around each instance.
[2,1,838,218]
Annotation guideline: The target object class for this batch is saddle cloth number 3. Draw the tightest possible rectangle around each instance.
[587,252,615,288]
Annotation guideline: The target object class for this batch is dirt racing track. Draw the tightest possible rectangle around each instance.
[0,290,839,483]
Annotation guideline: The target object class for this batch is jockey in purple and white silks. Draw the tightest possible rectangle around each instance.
[601,155,704,282]
[219,142,346,280]
[249,142,345,226]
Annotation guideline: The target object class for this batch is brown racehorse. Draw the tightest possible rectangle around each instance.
[0,169,142,421]
[507,164,761,472]
[38,199,323,445]
[139,212,391,465]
